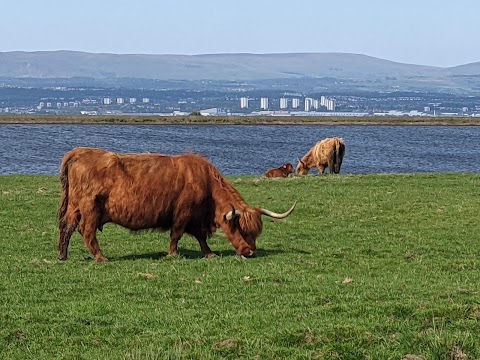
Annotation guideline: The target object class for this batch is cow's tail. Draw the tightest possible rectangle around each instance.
[58,153,79,260]
[333,138,343,174]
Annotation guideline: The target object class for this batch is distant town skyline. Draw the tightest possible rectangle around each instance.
[1,0,479,68]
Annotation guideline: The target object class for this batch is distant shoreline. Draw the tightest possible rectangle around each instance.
[0,115,479,126]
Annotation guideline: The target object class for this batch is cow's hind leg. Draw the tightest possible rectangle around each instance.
[327,158,334,174]
[58,206,80,260]
[79,202,108,262]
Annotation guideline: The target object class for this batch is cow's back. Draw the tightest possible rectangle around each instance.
[311,138,336,163]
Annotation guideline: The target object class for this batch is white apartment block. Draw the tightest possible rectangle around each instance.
[117,98,124,104]
[280,98,288,109]
[326,99,336,111]
[304,97,313,111]
[313,99,320,110]
[142,98,150,103]
[103,97,111,105]
[240,97,249,109]
[260,97,269,110]
[129,97,137,104]
[292,98,300,109]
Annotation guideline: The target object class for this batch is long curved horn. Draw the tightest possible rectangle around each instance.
[225,204,242,221]
[260,201,297,219]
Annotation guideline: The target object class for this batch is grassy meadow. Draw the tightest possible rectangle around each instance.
[0,173,479,359]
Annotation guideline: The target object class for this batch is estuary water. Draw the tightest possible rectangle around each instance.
[0,124,479,176]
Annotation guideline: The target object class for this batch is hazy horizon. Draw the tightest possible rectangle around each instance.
[2,0,479,68]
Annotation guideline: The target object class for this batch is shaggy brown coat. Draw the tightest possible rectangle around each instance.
[296,137,346,175]
[58,147,295,262]
[265,163,295,178]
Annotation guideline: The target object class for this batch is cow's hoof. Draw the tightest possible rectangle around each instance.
[95,256,109,263]
[205,253,217,259]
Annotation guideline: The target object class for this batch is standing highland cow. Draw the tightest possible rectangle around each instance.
[58,147,296,262]
[296,137,346,175]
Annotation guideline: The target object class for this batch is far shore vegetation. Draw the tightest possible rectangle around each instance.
[0,114,480,125]
[0,173,479,358]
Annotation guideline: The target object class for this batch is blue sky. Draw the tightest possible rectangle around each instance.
[2,0,479,67]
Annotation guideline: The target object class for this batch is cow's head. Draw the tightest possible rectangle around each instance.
[223,202,296,257]
[296,158,309,176]
[283,163,295,175]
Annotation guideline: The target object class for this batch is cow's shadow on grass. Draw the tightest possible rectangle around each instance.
[112,247,288,261]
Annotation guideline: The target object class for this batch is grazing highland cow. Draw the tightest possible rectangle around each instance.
[265,163,295,178]
[58,147,296,262]
[297,137,346,175]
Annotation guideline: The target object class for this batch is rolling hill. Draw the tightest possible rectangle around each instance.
[0,51,479,93]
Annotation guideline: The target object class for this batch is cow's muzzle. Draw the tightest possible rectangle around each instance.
[238,248,255,258]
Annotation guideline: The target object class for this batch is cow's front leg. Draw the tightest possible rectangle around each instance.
[196,235,216,258]
[190,227,216,258]
[168,225,185,256]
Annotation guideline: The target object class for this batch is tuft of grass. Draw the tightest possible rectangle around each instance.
[0,173,479,358]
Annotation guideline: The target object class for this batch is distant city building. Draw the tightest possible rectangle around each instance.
[80,110,98,115]
[240,97,249,109]
[326,99,335,111]
[260,97,269,110]
[117,97,124,104]
[63,102,69,107]
[142,98,150,103]
[304,97,313,111]
[280,97,288,109]
[46,102,52,108]
[57,102,62,108]
[129,97,137,104]
[313,99,320,110]
[199,107,224,116]
[103,97,111,105]
[320,96,326,106]
[292,98,300,109]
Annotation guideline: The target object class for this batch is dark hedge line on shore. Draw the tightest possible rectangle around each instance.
[0,115,480,125]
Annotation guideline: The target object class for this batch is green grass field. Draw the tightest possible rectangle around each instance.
[1,174,479,359]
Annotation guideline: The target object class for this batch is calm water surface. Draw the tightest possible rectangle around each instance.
[0,124,479,175]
